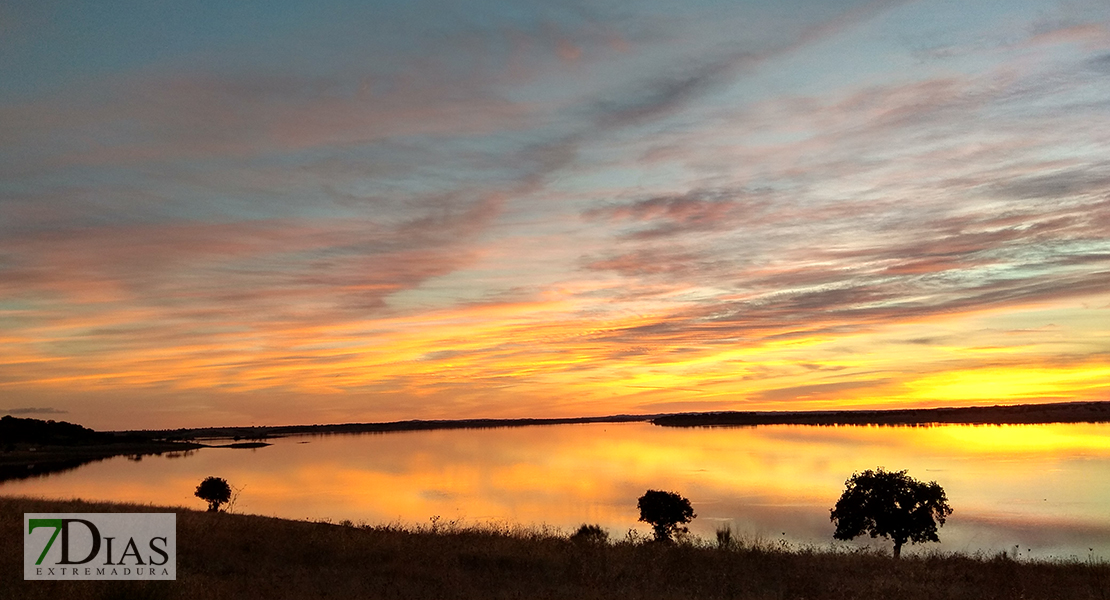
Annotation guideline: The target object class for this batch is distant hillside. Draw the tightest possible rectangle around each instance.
[652,401,1110,428]
[0,416,201,482]
[0,415,113,445]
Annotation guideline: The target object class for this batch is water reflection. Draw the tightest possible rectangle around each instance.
[2,422,1109,559]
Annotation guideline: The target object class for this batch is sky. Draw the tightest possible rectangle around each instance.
[1,0,1109,430]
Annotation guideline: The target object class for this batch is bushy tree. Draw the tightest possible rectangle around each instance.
[195,476,232,512]
[637,490,695,542]
[570,523,609,545]
[830,468,952,558]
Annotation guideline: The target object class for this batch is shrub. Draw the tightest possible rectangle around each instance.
[637,490,696,543]
[570,523,609,545]
[194,476,232,512]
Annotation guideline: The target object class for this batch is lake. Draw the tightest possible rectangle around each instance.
[4,421,1109,559]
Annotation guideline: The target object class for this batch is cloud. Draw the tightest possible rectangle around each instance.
[0,194,500,312]
[584,0,909,132]
[0,186,512,398]
[2,407,67,415]
[1027,22,1110,49]
[581,189,1110,348]
[753,379,894,402]
[582,248,714,279]
[0,72,532,171]
[574,29,1110,352]
[584,189,768,239]
[591,57,743,128]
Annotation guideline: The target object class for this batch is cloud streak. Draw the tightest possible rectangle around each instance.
[1,407,67,416]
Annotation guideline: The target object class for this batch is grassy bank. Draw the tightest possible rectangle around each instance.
[3,498,1109,600]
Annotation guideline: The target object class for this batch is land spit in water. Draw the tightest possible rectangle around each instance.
[2,497,1107,600]
[0,416,262,482]
[652,400,1110,427]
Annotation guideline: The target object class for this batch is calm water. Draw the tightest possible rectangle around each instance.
[4,422,1110,559]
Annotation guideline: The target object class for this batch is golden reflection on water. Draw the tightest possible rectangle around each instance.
[3,422,1110,558]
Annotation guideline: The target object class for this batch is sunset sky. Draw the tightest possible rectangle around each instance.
[2,0,1109,429]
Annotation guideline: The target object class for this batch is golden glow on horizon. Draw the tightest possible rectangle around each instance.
[2,287,1109,428]
[905,364,1110,402]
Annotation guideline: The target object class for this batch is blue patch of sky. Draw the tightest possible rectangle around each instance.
[0,0,550,101]
[1,1,318,100]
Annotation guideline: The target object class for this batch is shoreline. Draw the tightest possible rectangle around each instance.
[118,414,661,441]
[0,440,265,482]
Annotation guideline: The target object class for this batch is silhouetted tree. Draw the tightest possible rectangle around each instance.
[195,476,232,512]
[637,490,695,542]
[570,524,609,545]
[830,467,952,558]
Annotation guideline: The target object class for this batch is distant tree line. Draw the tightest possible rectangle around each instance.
[0,415,113,446]
[653,401,1110,427]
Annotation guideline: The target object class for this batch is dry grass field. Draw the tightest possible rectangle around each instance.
[3,496,1108,600]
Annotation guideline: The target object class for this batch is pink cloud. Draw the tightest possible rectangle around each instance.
[1026,23,1110,49]
[0,187,505,321]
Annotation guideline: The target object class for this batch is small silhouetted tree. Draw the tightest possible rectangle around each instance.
[570,524,609,545]
[830,468,952,559]
[637,490,696,542]
[195,476,232,512]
